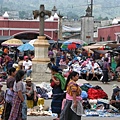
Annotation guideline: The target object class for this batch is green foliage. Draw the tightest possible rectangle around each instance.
[103,17,109,20]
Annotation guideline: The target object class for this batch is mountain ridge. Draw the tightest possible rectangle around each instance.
[0,0,120,19]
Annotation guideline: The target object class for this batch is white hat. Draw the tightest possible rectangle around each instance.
[25,77,33,82]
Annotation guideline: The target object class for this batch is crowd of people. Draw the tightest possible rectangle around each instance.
[0,47,33,77]
[0,46,36,120]
[47,48,120,120]
[0,68,38,120]
[48,48,115,83]
[0,46,120,120]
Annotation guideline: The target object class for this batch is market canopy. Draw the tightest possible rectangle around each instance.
[93,50,112,54]
[106,43,120,48]
[83,45,104,50]
[1,38,23,47]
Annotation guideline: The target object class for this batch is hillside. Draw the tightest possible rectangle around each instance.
[0,0,120,19]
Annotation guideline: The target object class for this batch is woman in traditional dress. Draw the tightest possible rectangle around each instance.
[8,70,25,120]
[50,66,66,120]
[102,57,110,84]
[60,71,83,120]
[2,67,16,120]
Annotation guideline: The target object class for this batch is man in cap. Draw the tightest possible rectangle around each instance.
[25,77,37,107]
[110,88,120,110]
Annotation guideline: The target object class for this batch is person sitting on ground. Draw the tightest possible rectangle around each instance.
[110,87,120,110]
[23,56,32,77]
[25,77,37,107]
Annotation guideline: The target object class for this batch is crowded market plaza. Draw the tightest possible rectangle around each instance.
[0,1,120,120]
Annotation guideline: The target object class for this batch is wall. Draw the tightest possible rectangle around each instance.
[0,19,58,40]
[98,25,120,41]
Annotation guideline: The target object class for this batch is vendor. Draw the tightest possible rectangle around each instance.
[110,88,120,110]
[86,59,94,80]
[25,77,37,106]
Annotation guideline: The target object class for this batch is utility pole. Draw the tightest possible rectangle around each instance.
[90,0,93,16]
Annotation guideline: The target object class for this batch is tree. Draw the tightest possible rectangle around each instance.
[103,17,109,20]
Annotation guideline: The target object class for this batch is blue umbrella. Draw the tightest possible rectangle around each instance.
[17,43,34,52]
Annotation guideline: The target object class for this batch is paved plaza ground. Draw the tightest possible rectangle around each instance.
[27,116,120,120]
[27,80,120,120]
[2,80,120,120]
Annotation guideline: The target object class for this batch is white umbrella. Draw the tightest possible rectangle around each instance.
[29,39,55,46]
[29,39,36,46]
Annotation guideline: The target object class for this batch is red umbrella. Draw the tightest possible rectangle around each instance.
[68,43,76,50]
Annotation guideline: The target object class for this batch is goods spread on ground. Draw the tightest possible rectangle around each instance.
[27,105,52,116]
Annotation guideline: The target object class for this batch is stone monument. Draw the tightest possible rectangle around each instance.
[32,5,51,82]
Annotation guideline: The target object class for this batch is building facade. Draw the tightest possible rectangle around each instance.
[98,24,120,42]
[0,17,59,41]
